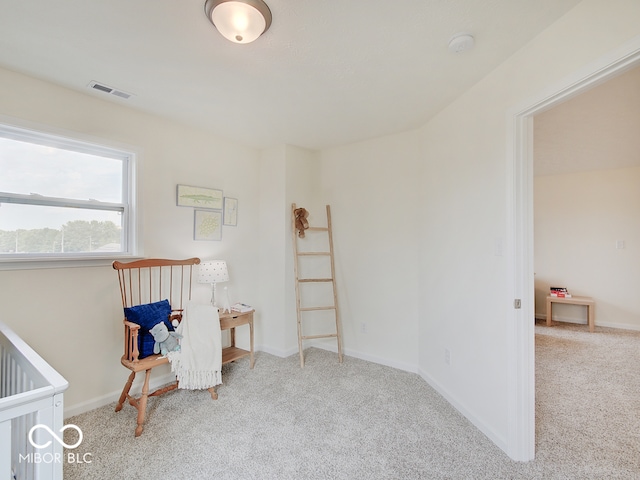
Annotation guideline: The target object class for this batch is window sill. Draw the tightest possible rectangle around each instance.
[0,254,143,271]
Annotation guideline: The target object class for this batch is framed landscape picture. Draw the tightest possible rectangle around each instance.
[194,210,222,241]
[177,184,223,209]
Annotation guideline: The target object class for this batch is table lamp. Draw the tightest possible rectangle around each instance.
[198,260,229,307]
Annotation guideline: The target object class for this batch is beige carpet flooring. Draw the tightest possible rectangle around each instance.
[63,321,640,479]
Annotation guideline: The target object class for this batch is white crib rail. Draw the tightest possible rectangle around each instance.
[0,322,68,480]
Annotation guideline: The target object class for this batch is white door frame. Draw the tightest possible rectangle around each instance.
[506,36,640,462]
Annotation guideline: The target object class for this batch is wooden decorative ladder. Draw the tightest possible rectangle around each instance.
[291,203,343,367]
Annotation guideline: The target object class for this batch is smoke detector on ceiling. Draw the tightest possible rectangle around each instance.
[448,33,475,54]
[88,81,134,100]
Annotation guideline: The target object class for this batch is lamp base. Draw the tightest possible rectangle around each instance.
[220,286,231,313]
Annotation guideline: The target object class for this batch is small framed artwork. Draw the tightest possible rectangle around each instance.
[194,210,222,241]
[177,184,223,209]
[223,197,238,226]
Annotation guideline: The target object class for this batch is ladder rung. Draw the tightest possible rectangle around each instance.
[297,252,330,256]
[307,227,329,231]
[298,278,333,283]
[300,306,336,312]
[302,334,338,340]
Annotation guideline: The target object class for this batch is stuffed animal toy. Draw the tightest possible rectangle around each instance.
[294,207,310,238]
[149,322,182,356]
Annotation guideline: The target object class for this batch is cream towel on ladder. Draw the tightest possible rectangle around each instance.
[167,302,222,389]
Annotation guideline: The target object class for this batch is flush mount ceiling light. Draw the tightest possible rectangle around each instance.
[448,32,475,53]
[204,0,272,44]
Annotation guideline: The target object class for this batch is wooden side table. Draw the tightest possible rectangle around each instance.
[219,309,255,368]
[546,296,595,332]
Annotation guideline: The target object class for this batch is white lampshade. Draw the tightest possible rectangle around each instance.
[198,260,229,284]
[205,0,272,44]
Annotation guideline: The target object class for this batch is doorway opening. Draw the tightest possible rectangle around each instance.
[507,38,640,462]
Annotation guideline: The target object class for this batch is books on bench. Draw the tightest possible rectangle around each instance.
[550,287,571,298]
[231,303,253,313]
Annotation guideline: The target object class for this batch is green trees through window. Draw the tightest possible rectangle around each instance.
[0,220,121,254]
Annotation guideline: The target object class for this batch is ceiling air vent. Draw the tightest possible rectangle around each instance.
[88,81,133,100]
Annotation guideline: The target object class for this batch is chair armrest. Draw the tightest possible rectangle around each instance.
[123,320,140,330]
[123,319,141,362]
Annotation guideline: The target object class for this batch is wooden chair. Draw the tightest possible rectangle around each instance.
[112,257,217,437]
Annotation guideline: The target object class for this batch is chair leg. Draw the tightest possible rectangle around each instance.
[208,386,218,400]
[115,371,136,413]
[135,369,152,437]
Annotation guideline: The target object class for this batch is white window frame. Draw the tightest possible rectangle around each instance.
[0,121,139,270]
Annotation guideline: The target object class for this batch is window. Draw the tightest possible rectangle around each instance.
[0,123,136,263]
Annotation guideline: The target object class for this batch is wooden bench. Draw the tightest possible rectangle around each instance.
[546,295,595,332]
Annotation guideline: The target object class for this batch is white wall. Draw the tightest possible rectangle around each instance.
[319,131,421,371]
[285,146,322,355]
[258,145,288,355]
[534,166,640,329]
[415,0,640,454]
[257,144,320,357]
[0,67,261,414]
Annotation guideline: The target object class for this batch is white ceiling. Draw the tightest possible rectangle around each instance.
[0,0,582,150]
[534,65,640,177]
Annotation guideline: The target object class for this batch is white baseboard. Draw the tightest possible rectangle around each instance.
[310,342,418,373]
[294,341,418,373]
[597,321,640,331]
[256,342,418,374]
[256,344,298,358]
[536,314,640,331]
[64,371,175,419]
[417,367,508,455]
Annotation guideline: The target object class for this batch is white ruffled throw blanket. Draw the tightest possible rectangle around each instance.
[167,302,222,389]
